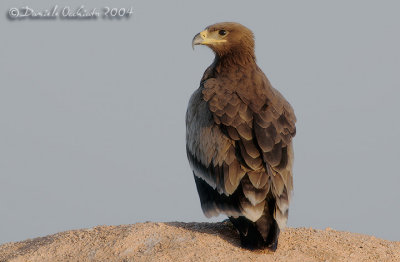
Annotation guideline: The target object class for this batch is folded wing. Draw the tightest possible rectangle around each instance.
[186,73,296,228]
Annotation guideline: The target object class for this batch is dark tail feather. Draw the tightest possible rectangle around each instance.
[229,194,280,250]
[229,215,279,250]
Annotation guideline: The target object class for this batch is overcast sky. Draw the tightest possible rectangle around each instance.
[1,0,399,244]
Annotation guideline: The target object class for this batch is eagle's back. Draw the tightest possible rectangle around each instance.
[186,64,296,250]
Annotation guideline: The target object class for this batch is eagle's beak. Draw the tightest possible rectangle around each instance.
[192,30,227,50]
[192,30,208,50]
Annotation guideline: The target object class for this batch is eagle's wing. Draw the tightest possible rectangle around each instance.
[186,75,296,227]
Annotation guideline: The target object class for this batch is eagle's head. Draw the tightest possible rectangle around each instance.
[192,22,255,58]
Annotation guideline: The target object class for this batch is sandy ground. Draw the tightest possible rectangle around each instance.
[0,222,399,262]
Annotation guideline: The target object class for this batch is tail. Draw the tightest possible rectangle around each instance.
[229,194,281,251]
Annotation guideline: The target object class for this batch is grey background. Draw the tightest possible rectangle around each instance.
[0,0,399,244]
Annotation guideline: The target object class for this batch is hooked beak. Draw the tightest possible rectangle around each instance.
[192,30,207,50]
[192,30,226,50]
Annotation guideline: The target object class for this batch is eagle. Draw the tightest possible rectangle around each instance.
[186,22,296,250]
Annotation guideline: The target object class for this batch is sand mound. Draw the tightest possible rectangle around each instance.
[1,222,399,262]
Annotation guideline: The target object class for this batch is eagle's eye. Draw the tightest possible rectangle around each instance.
[218,30,227,36]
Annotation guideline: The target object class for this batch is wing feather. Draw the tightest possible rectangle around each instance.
[186,68,296,227]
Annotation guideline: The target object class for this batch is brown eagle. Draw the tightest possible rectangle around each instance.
[186,22,296,250]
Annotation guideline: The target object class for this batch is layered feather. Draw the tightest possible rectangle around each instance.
[186,23,296,249]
